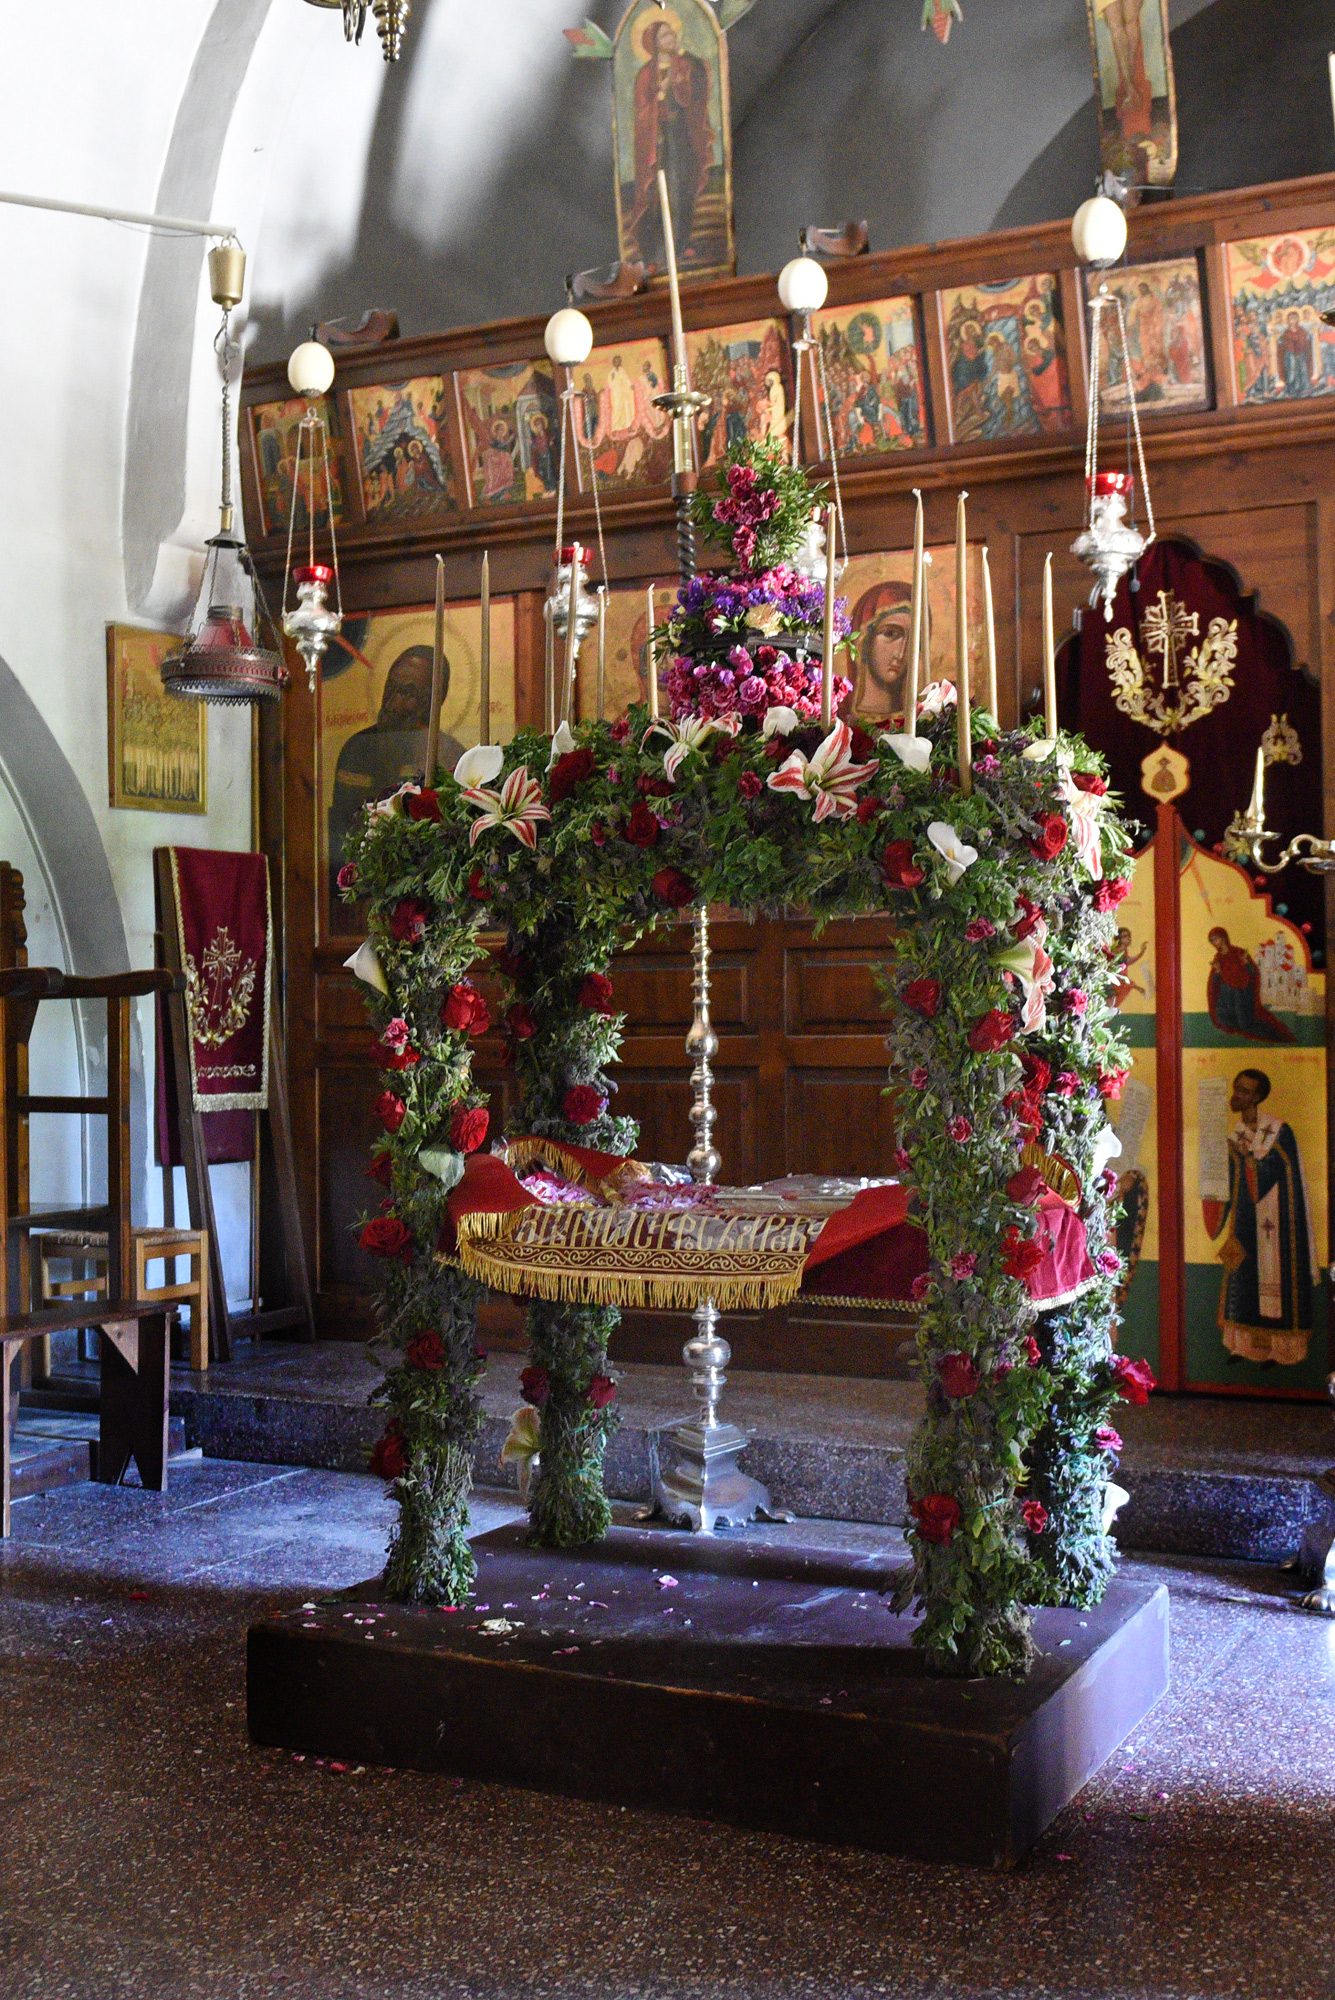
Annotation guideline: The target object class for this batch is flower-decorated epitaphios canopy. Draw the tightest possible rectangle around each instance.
[343,442,1150,1678]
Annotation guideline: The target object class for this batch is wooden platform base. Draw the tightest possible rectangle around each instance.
[246,1524,1169,1869]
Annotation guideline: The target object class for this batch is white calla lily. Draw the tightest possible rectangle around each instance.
[500,1404,542,1500]
[883,733,932,772]
[1090,1123,1123,1180]
[761,705,800,739]
[343,941,388,995]
[1022,738,1058,762]
[546,721,577,768]
[453,743,505,789]
[1102,1480,1130,1534]
[418,1145,465,1190]
[926,821,979,886]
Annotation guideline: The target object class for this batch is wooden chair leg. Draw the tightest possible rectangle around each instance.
[1,1342,13,1538]
[97,1312,170,1492]
[191,1240,209,1373]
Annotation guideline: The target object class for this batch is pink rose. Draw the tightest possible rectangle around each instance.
[949,1252,977,1281]
[947,1115,973,1143]
[910,1066,930,1090]
[1095,1425,1123,1454]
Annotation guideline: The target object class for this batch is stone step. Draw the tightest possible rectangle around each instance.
[127,1340,1335,1570]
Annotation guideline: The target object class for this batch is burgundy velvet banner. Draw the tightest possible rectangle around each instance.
[157,848,271,1169]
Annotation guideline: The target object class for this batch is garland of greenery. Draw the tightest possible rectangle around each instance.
[343,439,1152,1674]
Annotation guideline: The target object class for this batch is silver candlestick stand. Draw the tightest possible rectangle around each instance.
[648,904,790,1532]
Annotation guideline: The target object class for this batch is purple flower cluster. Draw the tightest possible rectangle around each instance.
[663,567,852,723]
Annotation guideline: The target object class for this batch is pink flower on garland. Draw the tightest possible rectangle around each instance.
[1095,1425,1124,1454]
[909,1065,930,1089]
[947,1115,973,1143]
[963,918,995,942]
[949,1252,977,1280]
[1021,1499,1049,1535]
[337,861,358,890]
[1112,1354,1156,1404]
[1023,1334,1042,1367]
[1095,1248,1121,1276]
[909,1271,931,1301]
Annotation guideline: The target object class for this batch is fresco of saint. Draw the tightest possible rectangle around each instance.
[611,0,732,276]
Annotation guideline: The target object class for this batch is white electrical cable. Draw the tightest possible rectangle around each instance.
[0,188,237,240]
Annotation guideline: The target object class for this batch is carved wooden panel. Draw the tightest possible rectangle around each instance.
[784,1068,898,1180]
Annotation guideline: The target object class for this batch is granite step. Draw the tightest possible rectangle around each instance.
[51,1338,1324,1570]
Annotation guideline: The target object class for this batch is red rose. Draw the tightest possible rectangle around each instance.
[624,801,662,848]
[1006,1165,1046,1205]
[1000,1226,1044,1281]
[1021,1498,1049,1534]
[967,1008,1015,1054]
[903,977,941,1018]
[636,773,674,798]
[1071,771,1107,795]
[359,1215,413,1261]
[467,867,491,902]
[448,1104,489,1154]
[368,1422,408,1481]
[337,862,358,890]
[404,1328,447,1371]
[506,1002,537,1042]
[374,1038,419,1071]
[578,973,615,1014]
[1097,1068,1128,1100]
[652,867,696,908]
[388,896,432,944]
[587,1373,616,1410]
[441,982,491,1037]
[563,1083,607,1126]
[855,795,882,825]
[1013,894,1046,941]
[938,1352,980,1399]
[1092,877,1131,912]
[374,1090,407,1134]
[366,1152,392,1189]
[1029,815,1069,862]
[947,1115,973,1143]
[911,1493,961,1545]
[520,1364,550,1406]
[849,725,877,763]
[1095,1424,1124,1454]
[882,840,926,890]
[737,770,763,799]
[549,746,597,802]
[1112,1354,1156,1405]
[1023,1334,1042,1367]
[1021,1054,1051,1096]
[404,787,442,822]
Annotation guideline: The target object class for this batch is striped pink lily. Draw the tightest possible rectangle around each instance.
[642,710,741,784]
[462,767,552,850]
[766,721,879,823]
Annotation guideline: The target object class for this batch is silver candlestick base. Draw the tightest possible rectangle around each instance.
[649,1298,791,1533]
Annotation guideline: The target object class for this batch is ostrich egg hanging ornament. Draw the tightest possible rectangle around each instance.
[1070,199,1155,619]
[280,338,344,692]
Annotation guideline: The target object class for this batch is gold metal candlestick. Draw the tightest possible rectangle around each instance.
[1223,734,1335,874]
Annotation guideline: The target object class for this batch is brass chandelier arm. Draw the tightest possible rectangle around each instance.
[1222,817,1335,875]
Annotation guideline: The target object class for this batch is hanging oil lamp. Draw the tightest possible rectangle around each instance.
[280,337,343,692]
[161,242,288,704]
[1070,193,1156,619]
[302,0,410,61]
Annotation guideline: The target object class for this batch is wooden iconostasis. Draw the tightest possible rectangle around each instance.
[245,172,1335,1392]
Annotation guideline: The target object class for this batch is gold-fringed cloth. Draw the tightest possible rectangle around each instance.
[445,1140,914,1312]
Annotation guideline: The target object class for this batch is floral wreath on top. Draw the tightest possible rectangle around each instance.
[341,436,1152,1680]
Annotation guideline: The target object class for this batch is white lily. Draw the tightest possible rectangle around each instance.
[500,1404,542,1501]
[1022,737,1058,762]
[1102,1481,1130,1534]
[767,720,879,824]
[642,710,741,782]
[546,721,577,768]
[453,743,505,789]
[462,766,553,850]
[761,705,800,739]
[882,733,932,772]
[418,1145,465,1191]
[917,680,957,719]
[926,821,978,886]
[343,941,388,995]
[996,929,1055,1032]
[371,780,418,820]
[1055,765,1105,880]
[1090,1122,1123,1180]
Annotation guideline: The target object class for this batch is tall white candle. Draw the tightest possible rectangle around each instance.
[646,584,659,720]
[1042,552,1057,738]
[596,587,607,724]
[981,543,997,724]
[905,488,923,737]
[955,492,971,797]
[479,548,491,747]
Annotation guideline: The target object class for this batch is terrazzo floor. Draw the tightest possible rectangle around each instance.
[1,1457,1332,2000]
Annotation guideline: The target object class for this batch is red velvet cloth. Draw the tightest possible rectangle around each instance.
[156,849,271,1169]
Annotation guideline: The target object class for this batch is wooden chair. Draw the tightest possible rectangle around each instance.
[0,964,185,1428]
[32,1226,209,1371]
[0,1298,175,1535]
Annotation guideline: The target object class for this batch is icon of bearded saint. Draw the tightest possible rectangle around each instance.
[628,11,714,269]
